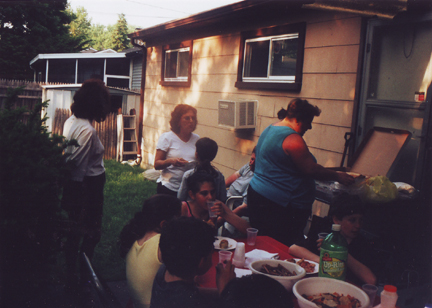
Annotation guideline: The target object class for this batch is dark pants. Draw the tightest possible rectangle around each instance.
[247,185,311,247]
[156,182,178,197]
[62,173,105,283]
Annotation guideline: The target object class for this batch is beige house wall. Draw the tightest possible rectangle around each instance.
[140,12,362,179]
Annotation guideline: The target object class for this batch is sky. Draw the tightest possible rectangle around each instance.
[67,0,242,29]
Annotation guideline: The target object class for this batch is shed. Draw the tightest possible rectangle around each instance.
[40,84,140,133]
[29,48,143,91]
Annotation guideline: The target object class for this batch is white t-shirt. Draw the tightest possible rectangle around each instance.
[63,115,105,182]
[156,131,199,192]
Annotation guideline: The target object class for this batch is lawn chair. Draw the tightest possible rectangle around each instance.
[82,253,123,308]
[218,196,247,236]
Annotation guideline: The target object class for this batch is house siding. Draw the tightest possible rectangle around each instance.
[140,12,362,178]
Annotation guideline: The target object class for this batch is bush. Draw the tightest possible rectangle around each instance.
[0,86,72,306]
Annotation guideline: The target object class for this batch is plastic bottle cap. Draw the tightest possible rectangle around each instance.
[331,224,341,231]
[384,285,397,292]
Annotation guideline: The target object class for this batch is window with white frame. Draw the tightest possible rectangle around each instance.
[161,41,192,87]
[236,23,306,91]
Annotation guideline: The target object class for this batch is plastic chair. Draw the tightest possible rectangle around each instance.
[82,252,123,308]
[218,196,246,236]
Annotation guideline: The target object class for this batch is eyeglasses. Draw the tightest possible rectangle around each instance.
[182,116,196,122]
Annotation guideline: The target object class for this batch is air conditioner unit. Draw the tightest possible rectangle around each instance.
[218,100,257,129]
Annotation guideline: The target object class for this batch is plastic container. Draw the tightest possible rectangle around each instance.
[318,224,348,280]
[232,242,245,267]
[380,285,398,308]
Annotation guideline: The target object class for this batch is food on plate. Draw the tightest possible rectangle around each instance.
[259,264,296,277]
[219,239,229,249]
[287,258,316,273]
[303,292,361,308]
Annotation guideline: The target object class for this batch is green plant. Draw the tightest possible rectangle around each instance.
[0,87,73,305]
[93,160,157,281]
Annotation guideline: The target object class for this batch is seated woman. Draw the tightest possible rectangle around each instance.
[289,193,377,285]
[177,137,226,203]
[118,194,181,308]
[181,171,250,234]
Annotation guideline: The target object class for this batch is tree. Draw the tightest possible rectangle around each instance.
[0,0,84,80]
[111,13,132,51]
[66,5,93,50]
[0,86,73,306]
[90,24,114,51]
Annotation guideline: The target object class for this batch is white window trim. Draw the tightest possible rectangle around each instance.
[242,33,299,83]
[164,47,190,82]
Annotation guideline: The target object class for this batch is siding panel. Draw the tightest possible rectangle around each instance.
[139,12,362,175]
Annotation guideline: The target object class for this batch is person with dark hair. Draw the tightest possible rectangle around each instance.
[220,274,292,308]
[248,98,354,246]
[62,78,111,290]
[289,193,377,285]
[119,195,181,308]
[154,104,199,196]
[177,137,226,202]
[150,217,235,308]
[181,172,250,234]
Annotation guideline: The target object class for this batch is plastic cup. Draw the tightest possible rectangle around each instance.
[207,201,217,218]
[318,232,329,240]
[232,242,245,268]
[246,228,258,246]
[218,251,232,267]
[362,284,378,308]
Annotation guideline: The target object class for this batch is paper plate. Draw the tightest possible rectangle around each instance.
[214,236,237,250]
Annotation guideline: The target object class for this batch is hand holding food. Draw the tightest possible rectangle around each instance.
[171,157,189,167]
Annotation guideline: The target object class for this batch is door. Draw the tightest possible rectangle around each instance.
[358,14,432,187]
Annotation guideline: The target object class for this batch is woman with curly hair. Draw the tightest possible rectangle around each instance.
[154,104,199,196]
[61,78,110,290]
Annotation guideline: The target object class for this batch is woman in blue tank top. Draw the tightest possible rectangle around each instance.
[248,98,354,246]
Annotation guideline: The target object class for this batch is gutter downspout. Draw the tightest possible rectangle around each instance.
[131,39,147,166]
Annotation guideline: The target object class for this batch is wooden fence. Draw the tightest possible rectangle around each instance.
[0,79,43,110]
[53,108,117,160]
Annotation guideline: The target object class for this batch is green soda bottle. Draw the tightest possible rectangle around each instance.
[318,224,348,280]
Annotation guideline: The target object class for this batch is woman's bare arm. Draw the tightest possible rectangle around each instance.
[154,149,187,170]
[225,171,240,188]
[213,201,250,234]
[282,134,354,186]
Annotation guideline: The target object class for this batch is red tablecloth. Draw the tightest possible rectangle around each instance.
[196,235,294,289]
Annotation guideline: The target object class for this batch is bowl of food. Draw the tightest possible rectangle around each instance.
[293,277,370,308]
[249,259,306,291]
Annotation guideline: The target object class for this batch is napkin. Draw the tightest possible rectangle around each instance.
[244,249,279,268]
[234,268,252,278]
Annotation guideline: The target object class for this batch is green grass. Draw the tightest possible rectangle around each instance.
[92,159,157,281]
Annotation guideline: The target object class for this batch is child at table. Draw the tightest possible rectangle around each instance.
[150,217,235,308]
[289,193,377,285]
[119,194,181,308]
[177,137,226,203]
[181,171,250,234]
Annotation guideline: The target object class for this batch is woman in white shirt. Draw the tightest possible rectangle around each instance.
[62,79,110,290]
[154,104,199,196]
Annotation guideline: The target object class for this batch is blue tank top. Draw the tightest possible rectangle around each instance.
[249,125,316,209]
